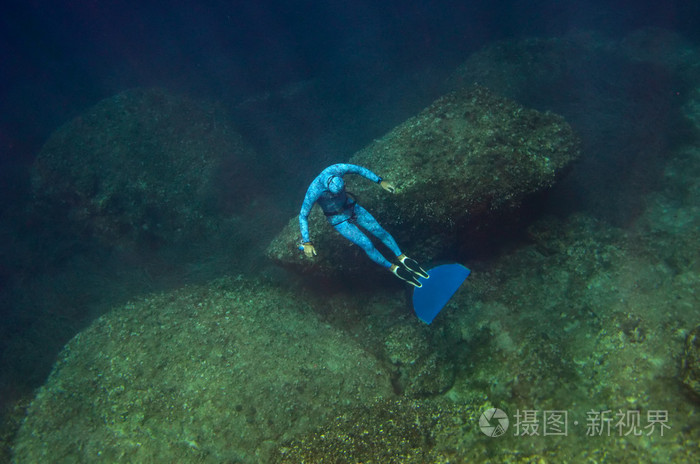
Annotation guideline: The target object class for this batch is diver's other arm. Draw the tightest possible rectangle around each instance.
[299,182,322,246]
[335,163,395,192]
[347,164,395,192]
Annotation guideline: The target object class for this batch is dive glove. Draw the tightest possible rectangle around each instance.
[302,242,317,258]
[380,180,395,193]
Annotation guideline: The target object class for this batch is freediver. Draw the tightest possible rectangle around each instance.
[299,163,428,287]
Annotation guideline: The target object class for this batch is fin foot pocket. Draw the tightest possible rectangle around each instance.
[400,256,429,279]
[392,265,422,288]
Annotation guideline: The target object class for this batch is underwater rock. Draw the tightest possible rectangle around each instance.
[681,325,700,400]
[447,34,689,226]
[447,36,600,107]
[384,323,456,397]
[11,277,394,463]
[274,398,479,463]
[30,88,259,249]
[267,85,579,277]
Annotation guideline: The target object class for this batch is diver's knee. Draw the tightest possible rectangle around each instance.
[356,237,374,252]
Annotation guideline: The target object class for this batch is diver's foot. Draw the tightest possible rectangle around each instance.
[398,255,429,279]
[391,265,422,288]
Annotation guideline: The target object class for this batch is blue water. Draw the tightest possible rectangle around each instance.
[1,0,700,460]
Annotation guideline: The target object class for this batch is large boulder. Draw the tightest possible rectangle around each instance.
[267,85,579,277]
[11,277,394,463]
[682,325,700,400]
[30,88,259,250]
[447,34,691,225]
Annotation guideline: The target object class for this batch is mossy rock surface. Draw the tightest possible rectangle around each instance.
[682,325,700,399]
[12,277,394,463]
[274,398,481,464]
[267,85,579,277]
[31,88,258,249]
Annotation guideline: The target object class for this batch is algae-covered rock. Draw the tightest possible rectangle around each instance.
[447,35,689,226]
[384,323,456,397]
[267,85,579,276]
[12,277,394,463]
[682,325,700,400]
[30,88,258,249]
[274,398,481,464]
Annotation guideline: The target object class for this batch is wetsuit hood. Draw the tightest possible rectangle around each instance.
[327,176,345,194]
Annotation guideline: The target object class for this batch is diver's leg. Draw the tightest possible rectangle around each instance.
[354,205,429,279]
[352,205,402,257]
[333,220,393,268]
[333,219,421,286]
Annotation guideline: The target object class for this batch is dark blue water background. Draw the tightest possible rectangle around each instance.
[2,1,697,195]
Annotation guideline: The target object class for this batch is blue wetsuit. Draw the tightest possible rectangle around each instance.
[299,163,402,268]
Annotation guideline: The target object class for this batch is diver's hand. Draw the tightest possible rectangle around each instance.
[380,180,395,193]
[302,242,317,258]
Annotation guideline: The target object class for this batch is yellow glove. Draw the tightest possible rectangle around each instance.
[302,242,317,258]
[380,180,396,193]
